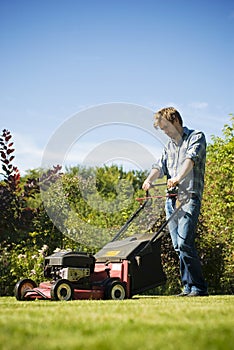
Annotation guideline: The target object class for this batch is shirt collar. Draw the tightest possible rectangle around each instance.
[170,126,190,146]
[182,126,190,138]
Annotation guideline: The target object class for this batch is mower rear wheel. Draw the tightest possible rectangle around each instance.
[50,279,74,301]
[105,280,126,300]
[14,278,37,300]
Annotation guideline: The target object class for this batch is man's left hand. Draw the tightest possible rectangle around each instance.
[167,177,179,188]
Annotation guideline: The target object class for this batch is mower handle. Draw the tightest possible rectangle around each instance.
[110,190,152,242]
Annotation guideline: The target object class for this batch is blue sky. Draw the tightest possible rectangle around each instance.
[0,0,233,174]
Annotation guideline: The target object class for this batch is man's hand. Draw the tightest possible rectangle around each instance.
[142,168,160,191]
[167,159,194,189]
[167,177,179,189]
[142,180,152,191]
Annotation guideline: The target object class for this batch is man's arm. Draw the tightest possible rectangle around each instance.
[142,168,161,190]
[167,158,194,188]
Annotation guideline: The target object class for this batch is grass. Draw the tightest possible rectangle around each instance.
[0,295,233,350]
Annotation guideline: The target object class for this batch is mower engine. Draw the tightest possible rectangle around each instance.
[56,267,90,282]
[44,251,95,283]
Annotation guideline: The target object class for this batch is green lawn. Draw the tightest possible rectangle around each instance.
[0,296,233,350]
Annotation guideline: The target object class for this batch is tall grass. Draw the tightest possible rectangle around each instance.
[0,296,233,350]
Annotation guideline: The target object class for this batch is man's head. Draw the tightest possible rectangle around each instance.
[154,107,183,140]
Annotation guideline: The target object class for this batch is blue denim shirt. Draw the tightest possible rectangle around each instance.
[153,127,207,200]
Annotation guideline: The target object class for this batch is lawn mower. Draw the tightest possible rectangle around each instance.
[14,187,188,301]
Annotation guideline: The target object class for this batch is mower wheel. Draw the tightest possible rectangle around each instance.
[105,280,126,300]
[50,279,74,301]
[14,278,37,300]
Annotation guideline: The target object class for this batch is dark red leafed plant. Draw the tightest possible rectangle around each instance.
[0,129,20,191]
[0,129,63,246]
[0,129,23,243]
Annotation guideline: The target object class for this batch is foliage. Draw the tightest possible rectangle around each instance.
[197,115,234,293]
[0,244,47,296]
[0,130,24,243]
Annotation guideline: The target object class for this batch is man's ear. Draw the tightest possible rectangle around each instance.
[173,116,179,125]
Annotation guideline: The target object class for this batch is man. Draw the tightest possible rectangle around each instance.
[142,107,208,296]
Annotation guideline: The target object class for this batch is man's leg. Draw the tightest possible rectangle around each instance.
[165,198,191,294]
[177,198,208,294]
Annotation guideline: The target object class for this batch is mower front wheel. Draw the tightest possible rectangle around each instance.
[105,280,126,300]
[14,278,37,300]
[51,279,74,301]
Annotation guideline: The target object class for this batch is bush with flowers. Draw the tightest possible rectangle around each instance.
[0,243,47,295]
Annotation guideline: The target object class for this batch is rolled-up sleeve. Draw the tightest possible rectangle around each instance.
[186,132,206,164]
[152,147,168,178]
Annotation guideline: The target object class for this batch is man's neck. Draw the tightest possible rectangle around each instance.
[173,125,184,144]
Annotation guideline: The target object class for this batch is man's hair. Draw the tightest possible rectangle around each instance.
[154,107,183,128]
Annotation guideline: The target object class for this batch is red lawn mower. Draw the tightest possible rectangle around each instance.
[14,188,186,301]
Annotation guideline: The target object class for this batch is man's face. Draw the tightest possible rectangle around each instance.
[158,118,180,140]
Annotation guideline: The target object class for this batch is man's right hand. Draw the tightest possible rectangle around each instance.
[142,180,152,191]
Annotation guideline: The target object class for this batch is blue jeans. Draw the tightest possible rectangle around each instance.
[165,197,207,293]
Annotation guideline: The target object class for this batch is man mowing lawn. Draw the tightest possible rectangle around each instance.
[142,107,208,297]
